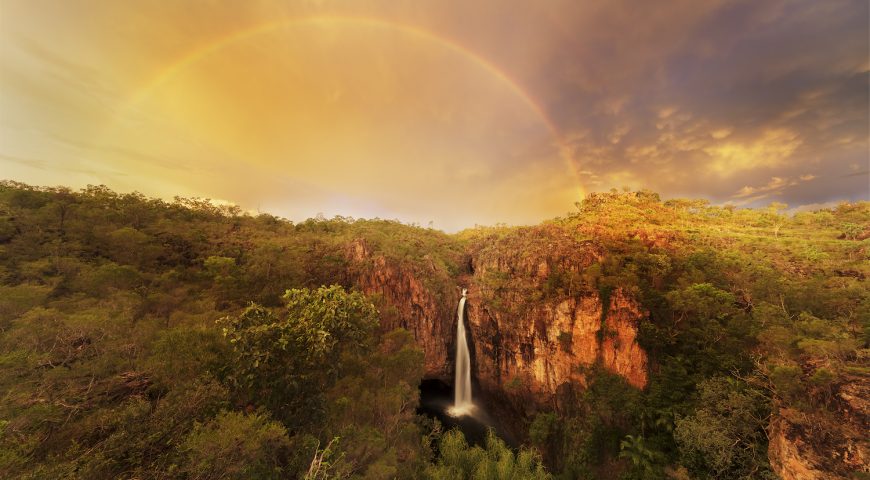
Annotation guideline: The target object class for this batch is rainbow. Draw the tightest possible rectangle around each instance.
[121,15,582,191]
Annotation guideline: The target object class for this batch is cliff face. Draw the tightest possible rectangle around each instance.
[466,288,647,398]
[464,226,648,407]
[768,373,869,480]
[345,239,457,378]
[598,291,649,389]
[344,226,649,407]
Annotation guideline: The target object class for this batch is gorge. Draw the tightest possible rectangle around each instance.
[346,226,650,421]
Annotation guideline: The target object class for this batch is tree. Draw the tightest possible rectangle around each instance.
[219,285,379,426]
[766,202,788,238]
[425,429,551,480]
[840,222,862,240]
[619,434,662,479]
[674,377,773,479]
[322,329,427,478]
[180,411,292,480]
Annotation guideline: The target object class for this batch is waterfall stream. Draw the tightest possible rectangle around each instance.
[449,288,475,417]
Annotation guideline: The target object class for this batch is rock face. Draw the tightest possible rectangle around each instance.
[344,226,649,409]
[598,291,649,389]
[465,225,648,408]
[768,373,870,480]
[466,288,647,399]
[345,239,457,378]
[768,409,827,480]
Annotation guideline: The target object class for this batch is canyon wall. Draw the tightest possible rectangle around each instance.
[345,238,457,378]
[465,287,648,399]
[465,225,648,409]
[345,224,650,411]
[345,230,866,479]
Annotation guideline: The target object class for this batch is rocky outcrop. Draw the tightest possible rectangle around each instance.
[466,288,647,399]
[768,373,870,480]
[345,239,457,378]
[768,409,827,480]
[465,225,648,408]
[599,291,649,389]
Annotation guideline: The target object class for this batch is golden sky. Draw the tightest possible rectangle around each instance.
[1,0,868,230]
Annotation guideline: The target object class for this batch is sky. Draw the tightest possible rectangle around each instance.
[1,0,868,231]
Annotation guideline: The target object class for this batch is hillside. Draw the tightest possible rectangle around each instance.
[1,181,867,479]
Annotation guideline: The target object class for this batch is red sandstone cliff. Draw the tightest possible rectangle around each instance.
[344,225,650,407]
[465,225,648,408]
[465,288,647,397]
[345,238,457,378]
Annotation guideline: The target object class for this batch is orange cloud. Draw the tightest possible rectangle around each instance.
[704,129,803,176]
[732,174,817,205]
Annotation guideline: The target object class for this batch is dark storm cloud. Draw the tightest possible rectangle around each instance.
[454,0,870,206]
[115,0,870,209]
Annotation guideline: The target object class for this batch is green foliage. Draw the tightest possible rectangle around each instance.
[840,222,862,240]
[674,377,773,479]
[769,364,803,402]
[322,328,427,478]
[220,286,379,425]
[146,327,230,387]
[504,376,523,391]
[0,284,50,327]
[203,255,237,277]
[426,429,551,480]
[0,182,466,478]
[619,435,663,479]
[529,412,558,447]
[180,410,292,479]
[73,262,144,295]
[24,377,230,479]
[302,437,344,480]
[665,283,736,320]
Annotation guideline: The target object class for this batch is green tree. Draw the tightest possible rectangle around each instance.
[674,377,773,479]
[426,429,551,480]
[220,285,379,426]
[618,434,662,479]
[765,202,788,238]
[322,329,427,478]
[180,411,292,480]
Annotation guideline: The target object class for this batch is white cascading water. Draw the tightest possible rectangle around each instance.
[449,288,474,417]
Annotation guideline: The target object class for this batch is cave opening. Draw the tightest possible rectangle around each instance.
[417,378,516,448]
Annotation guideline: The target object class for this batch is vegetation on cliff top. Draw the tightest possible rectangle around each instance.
[1,181,867,479]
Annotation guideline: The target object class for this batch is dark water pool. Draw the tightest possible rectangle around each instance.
[417,378,516,448]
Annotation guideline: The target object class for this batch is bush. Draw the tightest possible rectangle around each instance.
[426,429,550,480]
[674,377,772,479]
[220,286,379,425]
[180,411,292,480]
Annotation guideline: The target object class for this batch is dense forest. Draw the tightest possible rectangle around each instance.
[0,180,867,479]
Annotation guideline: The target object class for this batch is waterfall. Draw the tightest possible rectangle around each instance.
[449,288,475,417]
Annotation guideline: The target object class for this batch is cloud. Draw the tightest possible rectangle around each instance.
[710,128,733,140]
[524,0,868,205]
[704,128,803,176]
[731,173,818,205]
